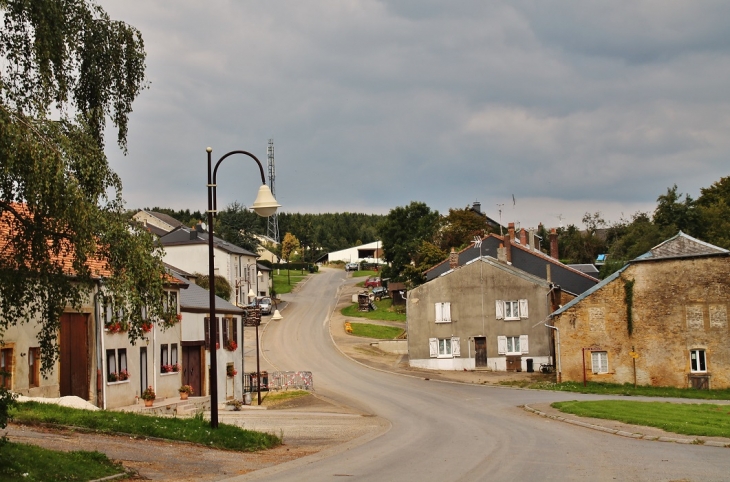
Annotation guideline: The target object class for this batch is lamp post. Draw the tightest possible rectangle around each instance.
[207,147,279,429]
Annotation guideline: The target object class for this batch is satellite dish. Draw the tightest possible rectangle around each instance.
[200,222,207,232]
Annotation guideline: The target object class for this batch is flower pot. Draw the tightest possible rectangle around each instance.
[144,399,153,407]
[180,392,189,400]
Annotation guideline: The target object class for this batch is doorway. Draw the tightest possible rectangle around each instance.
[139,347,148,395]
[475,337,487,368]
[183,345,202,396]
[60,313,89,399]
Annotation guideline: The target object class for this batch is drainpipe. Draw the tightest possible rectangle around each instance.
[544,321,561,383]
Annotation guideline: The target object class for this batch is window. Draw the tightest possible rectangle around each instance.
[1,347,13,389]
[28,347,40,387]
[497,335,529,355]
[591,351,608,374]
[690,349,707,373]
[161,344,169,373]
[428,337,461,358]
[171,344,178,367]
[106,348,128,382]
[496,299,528,320]
[435,302,451,323]
[204,317,220,350]
[222,317,238,350]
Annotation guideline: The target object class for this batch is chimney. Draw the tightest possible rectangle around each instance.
[519,229,527,246]
[550,228,559,259]
[449,248,459,270]
[528,229,536,250]
[504,223,514,263]
[472,201,481,214]
[497,243,507,263]
[546,264,551,282]
[189,229,198,240]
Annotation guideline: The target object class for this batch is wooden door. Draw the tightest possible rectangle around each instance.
[60,313,89,399]
[475,337,487,368]
[183,345,202,396]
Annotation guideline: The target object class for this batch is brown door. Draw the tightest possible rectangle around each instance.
[183,345,202,396]
[139,347,148,395]
[60,313,89,399]
[475,337,487,368]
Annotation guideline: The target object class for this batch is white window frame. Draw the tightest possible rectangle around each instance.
[496,299,528,321]
[690,349,707,373]
[497,335,529,355]
[591,351,608,374]
[435,302,452,323]
[429,337,461,358]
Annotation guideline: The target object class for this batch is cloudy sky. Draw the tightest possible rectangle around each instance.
[99,1,730,230]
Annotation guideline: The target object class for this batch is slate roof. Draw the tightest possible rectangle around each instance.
[424,234,599,295]
[172,271,243,314]
[159,227,258,257]
[146,211,184,230]
[634,231,729,261]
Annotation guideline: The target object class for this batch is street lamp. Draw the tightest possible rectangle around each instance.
[207,147,280,429]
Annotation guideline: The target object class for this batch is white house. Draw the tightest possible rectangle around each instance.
[159,226,270,304]
[319,240,384,265]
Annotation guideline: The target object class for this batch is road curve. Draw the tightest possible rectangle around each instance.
[246,268,730,481]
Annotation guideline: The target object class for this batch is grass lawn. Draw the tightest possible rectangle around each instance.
[349,322,404,339]
[272,269,310,295]
[0,443,125,482]
[351,270,378,278]
[499,380,730,400]
[10,402,280,452]
[341,298,406,322]
[551,400,730,439]
[259,390,310,406]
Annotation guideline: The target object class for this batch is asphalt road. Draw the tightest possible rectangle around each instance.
[241,268,730,481]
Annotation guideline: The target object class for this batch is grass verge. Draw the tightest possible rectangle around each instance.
[551,400,730,438]
[272,270,309,295]
[349,322,404,339]
[260,390,310,406]
[10,402,280,451]
[351,270,378,278]
[499,380,730,400]
[0,442,126,482]
[341,299,406,322]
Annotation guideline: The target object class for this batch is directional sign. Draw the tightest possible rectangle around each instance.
[629,351,639,359]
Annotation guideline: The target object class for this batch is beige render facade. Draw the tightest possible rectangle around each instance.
[551,232,730,389]
[408,256,561,372]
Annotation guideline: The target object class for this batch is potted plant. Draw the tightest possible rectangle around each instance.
[178,384,193,400]
[162,364,173,373]
[142,322,153,333]
[107,371,118,382]
[225,399,243,411]
[141,385,156,407]
[118,369,130,381]
[225,340,238,351]
[172,363,182,372]
[226,365,238,378]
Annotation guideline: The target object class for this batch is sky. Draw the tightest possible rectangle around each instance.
[99,1,730,230]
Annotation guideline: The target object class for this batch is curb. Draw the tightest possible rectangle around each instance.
[522,404,730,449]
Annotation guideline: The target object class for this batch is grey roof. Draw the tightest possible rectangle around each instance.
[159,227,257,257]
[441,255,553,288]
[567,264,600,275]
[176,275,244,313]
[635,231,729,261]
[147,211,184,229]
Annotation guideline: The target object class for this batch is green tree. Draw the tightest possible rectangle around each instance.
[281,232,300,285]
[377,201,440,284]
[193,274,232,302]
[695,176,730,249]
[0,0,165,373]
[437,208,489,252]
[653,185,701,237]
[215,202,261,253]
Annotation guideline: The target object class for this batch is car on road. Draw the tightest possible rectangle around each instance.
[364,277,381,288]
[345,262,359,272]
[259,297,272,315]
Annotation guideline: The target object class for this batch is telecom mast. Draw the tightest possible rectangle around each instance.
[266,139,280,243]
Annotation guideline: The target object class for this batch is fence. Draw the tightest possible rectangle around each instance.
[243,371,314,393]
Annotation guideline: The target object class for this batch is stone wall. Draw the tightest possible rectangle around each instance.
[554,256,730,388]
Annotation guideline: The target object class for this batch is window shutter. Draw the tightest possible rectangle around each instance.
[519,299,528,318]
[204,317,210,350]
[443,302,451,322]
[222,318,230,346]
[429,338,438,357]
[497,336,507,354]
[232,318,238,346]
[496,300,504,320]
[435,303,443,323]
[452,337,460,357]
[520,335,529,354]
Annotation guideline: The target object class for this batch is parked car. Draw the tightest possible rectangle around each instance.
[259,297,272,315]
[345,262,359,272]
[364,277,381,288]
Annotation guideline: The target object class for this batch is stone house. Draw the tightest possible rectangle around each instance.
[550,232,730,389]
[408,255,563,372]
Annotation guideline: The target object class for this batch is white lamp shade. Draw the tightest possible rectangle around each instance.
[247,288,256,298]
[271,310,283,321]
[252,184,280,217]
[257,271,263,279]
